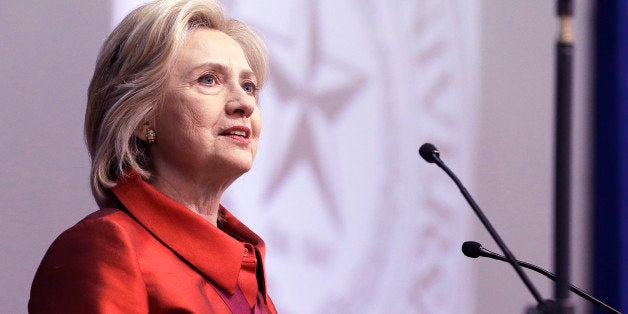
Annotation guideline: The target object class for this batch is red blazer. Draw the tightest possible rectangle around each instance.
[29,171,277,313]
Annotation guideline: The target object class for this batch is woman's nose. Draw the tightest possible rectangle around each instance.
[225,86,255,117]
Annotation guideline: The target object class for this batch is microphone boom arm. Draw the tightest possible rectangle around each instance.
[426,148,546,305]
[463,242,621,314]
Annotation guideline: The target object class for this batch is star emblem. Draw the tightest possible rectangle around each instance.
[255,0,366,229]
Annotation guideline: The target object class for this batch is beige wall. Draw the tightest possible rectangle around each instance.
[0,2,110,312]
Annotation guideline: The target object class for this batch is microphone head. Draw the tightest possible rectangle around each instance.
[462,241,482,258]
[419,143,440,163]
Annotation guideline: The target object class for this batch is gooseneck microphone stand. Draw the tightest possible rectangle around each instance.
[418,144,546,307]
[462,241,621,314]
[552,0,575,313]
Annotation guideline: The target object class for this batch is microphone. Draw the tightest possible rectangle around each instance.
[462,241,621,314]
[418,143,545,306]
[461,241,485,258]
[418,143,440,163]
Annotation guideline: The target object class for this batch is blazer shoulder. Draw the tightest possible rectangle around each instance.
[29,207,150,313]
[79,207,137,226]
[65,207,153,241]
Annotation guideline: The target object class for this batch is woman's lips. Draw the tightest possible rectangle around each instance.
[219,126,252,144]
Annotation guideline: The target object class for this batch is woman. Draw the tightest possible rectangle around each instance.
[29,0,276,313]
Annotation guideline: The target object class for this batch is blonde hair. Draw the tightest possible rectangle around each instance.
[85,0,268,206]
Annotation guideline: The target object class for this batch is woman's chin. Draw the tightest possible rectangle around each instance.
[222,155,255,174]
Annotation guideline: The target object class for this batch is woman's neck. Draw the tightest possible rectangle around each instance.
[149,168,235,226]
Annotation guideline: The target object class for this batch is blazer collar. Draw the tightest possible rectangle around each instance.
[112,170,266,295]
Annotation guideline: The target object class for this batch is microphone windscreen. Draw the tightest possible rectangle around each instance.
[462,241,482,258]
[419,143,439,163]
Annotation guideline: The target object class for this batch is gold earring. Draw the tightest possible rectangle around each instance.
[146,129,156,144]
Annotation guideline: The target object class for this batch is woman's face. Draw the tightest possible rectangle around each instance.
[151,28,261,183]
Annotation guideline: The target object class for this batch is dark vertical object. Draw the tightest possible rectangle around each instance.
[554,0,574,313]
[594,1,628,313]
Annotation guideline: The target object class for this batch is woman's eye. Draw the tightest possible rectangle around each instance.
[242,82,257,95]
[198,74,217,86]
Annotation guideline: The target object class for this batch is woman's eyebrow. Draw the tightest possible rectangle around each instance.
[187,62,256,81]
[187,62,229,76]
[240,69,257,83]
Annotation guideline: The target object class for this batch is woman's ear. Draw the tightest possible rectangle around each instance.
[134,124,151,142]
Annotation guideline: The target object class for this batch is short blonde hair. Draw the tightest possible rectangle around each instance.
[85,0,268,206]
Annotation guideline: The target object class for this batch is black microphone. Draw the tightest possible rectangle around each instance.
[462,241,621,314]
[461,241,484,258]
[418,143,545,306]
[419,143,440,163]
